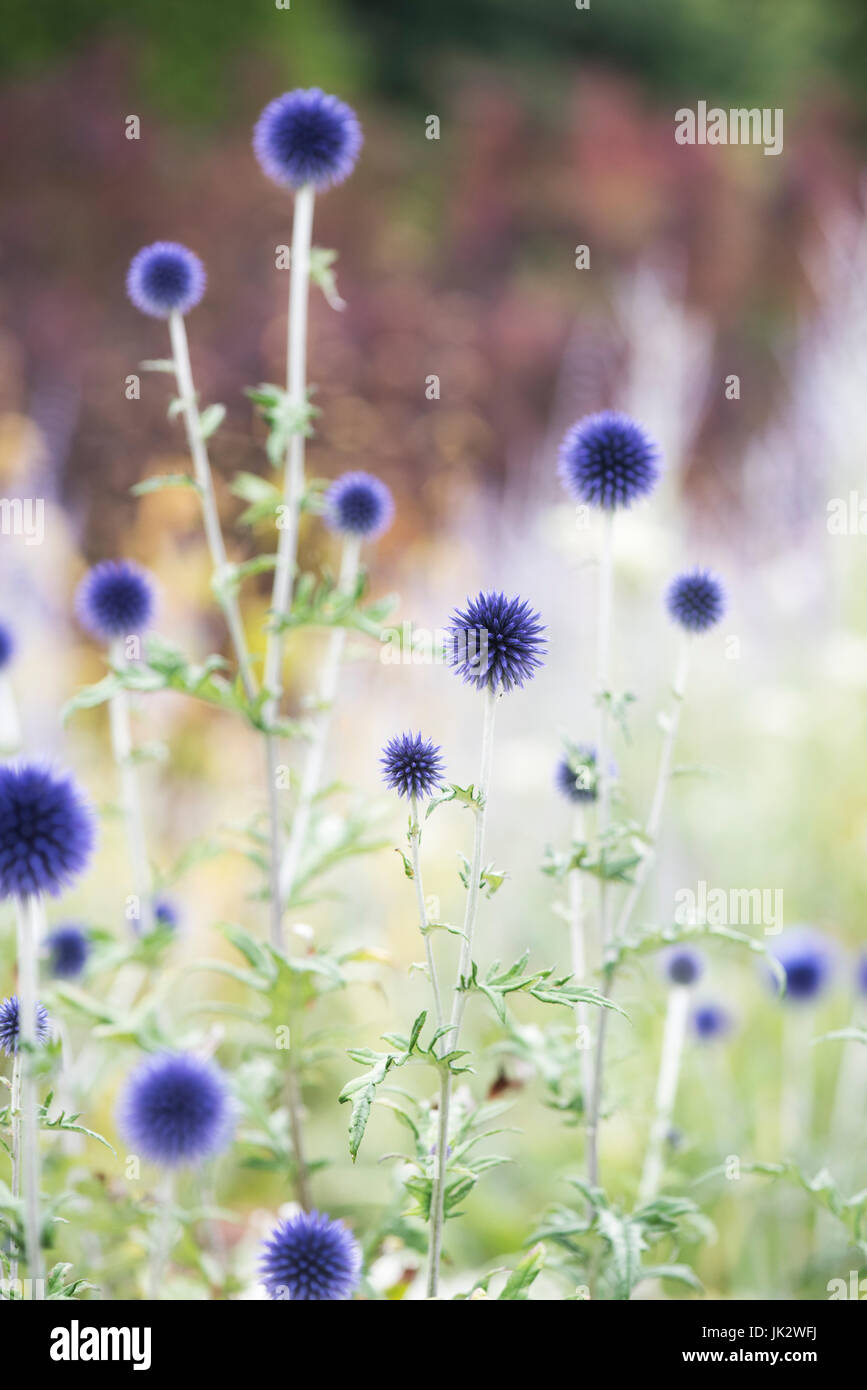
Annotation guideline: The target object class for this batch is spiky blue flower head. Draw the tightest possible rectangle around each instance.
[260,1209,361,1301]
[692,1001,731,1042]
[556,745,600,804]
[118,1052,234,1167]
[380,732,445,801]
[666,569,726,634]
[325,471,394,539]
[126,242,206,319]
[664,946,704,987]
[253,89,362,191]
[45,923,90,980]
[0,996,50,1055]
[769,927,833,1003]
[76,560,155,641]
[153,896,180,931]
[448,591,546,694]
[558,411,661,510]
[0,763,95,899]
[0,622,15,672]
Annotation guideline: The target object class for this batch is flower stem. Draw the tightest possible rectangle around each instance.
[567,806,593,1107]
[168,310,256,701]
[148,1170,175,1300]
[638,981,690,1203]
[15,894,44,1299]
[286,1046,313,1212]
[109,637,153,936]
[9,1050,21,1283]
[279,533,361,905]
[410,794,444,1032]
[615,634,692,939]
[586,509,614,1186]
[263,180,316,952]
[426,684,499,1299]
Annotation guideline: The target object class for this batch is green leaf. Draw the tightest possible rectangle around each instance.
[132,472,199,497]
[309,246,346,311]
[498,1243,545,1300]
[198,403,226,439]
[139,359,176,374]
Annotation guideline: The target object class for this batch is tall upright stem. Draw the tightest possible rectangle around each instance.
[263,181,316,951]
[410,793,444,1032]
[426,685,499,1299]
[15,894,44,1298]
[9,1050,21,1283]
[109,637,153,936]
[567,806,593,1108]
[615,636,692,940]
[279,534,361,904]
[586,510,614,1186]
[168,311,256,701]
[639,982,690,1203]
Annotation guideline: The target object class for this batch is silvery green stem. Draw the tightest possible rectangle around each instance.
[0,672,22,754]
[615,635,691,940]
[9,1051,21,1283]
[426,684,499,1299]
[410,793,444,1032]
[567,806,593,1108]
[286,1049,313,1211]
[109,637,153,936]
[148,1170,175,1300]
[168,310,256,701]
[279,533,361,904]
[639,981,690,1203]
[15,894,44,1298]
[586,510,614,1186]
[263,181,315,951]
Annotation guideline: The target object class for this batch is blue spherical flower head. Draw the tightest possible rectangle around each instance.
[0,621,15,672]
[692,1002,731,1042]
[153,896,181,931]
[260,1210,361,1301]
[558,411,661,510]
[556,745,600,804]
[0,996,50,1055]
[325,472,394,540]
[449,591,546,694]
[667,569,726,634]
[253,89,362,191]
[126,242,206,319]
[45,923,90,980]
[76,560,155,642]
[664,947,704,987]
[0,763,95,899]
[119,1052,234,1167]
[381,732,445,800]
[770,928,832,1003]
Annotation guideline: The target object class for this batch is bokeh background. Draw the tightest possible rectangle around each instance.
[2,0,867,1298]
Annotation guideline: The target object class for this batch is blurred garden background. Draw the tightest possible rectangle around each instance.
[2,0,867,1298]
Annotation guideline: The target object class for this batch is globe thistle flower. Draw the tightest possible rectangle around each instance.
[0,763,95,899]
[0,622,15,671]
[380,732,445,801]
[448,591,546,694]
[666,569,726,634]
[556,745,600,804]
[153,896,180,931]
[769,927,833,1003]
[663,946,704,987]
[558,411,661,510]
[692,1002,731,1042]
[76,560,155,641]
[0,996,50,1055]
[44,923,90,980]
[118,1052,234,1167]
[325,472,394,540]
[126,242,206,319]
[253,89,362,191]
[260,1209,361,1301]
